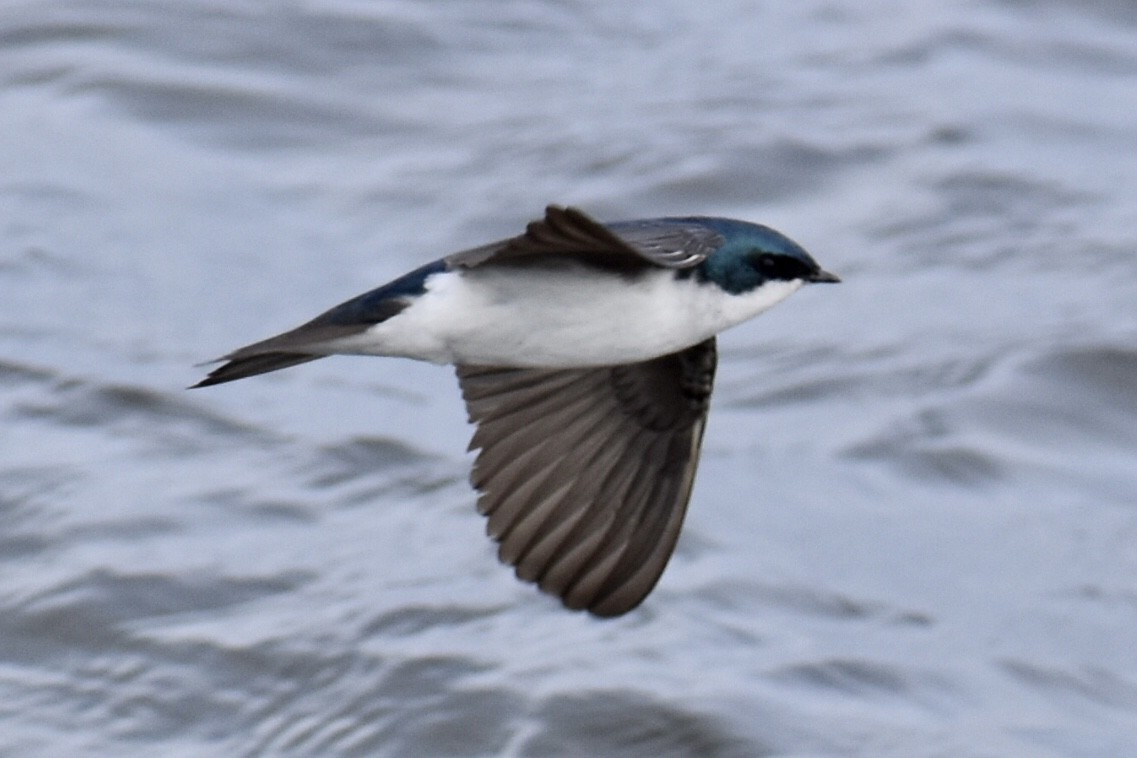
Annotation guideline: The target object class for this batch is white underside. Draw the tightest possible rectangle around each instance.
[326,264,804,367]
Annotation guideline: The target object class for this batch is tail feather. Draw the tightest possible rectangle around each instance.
[190,292,403,389]
[191,352,323,388]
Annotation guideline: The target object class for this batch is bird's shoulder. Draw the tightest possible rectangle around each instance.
[444,205,725,273]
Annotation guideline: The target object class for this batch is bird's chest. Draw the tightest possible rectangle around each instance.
[384,266,800,367]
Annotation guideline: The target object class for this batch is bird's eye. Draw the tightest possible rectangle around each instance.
[753,253,808,281]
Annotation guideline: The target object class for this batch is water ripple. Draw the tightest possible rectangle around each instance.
[522,690,759,758]
[1000,659,1137,710]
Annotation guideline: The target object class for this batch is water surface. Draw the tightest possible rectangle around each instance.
[2,1,1137,755]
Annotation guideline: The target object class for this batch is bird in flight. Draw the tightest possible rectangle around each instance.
[194,205,839,617]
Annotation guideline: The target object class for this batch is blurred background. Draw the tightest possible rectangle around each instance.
[2,1,1136,755]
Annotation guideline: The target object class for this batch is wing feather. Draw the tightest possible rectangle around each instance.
[447,206,723,272]
[455,337,716,617]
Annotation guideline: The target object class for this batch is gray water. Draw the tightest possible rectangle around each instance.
[2,1,1137,755]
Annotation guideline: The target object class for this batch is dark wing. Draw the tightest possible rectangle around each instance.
[456,338,717,617]
[446,205,723,272]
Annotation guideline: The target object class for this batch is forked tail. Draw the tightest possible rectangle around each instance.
[191,352,323,387]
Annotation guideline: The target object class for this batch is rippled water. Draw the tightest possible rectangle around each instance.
[3,1,1137,755]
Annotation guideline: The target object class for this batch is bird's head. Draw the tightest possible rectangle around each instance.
[685,218,840,295]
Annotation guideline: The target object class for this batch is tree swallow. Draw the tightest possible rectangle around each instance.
[194,206,839,617]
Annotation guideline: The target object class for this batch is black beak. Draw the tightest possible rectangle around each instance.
[808,269,841,283]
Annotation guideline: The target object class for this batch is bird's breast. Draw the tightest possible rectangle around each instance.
[348,264,803,367]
